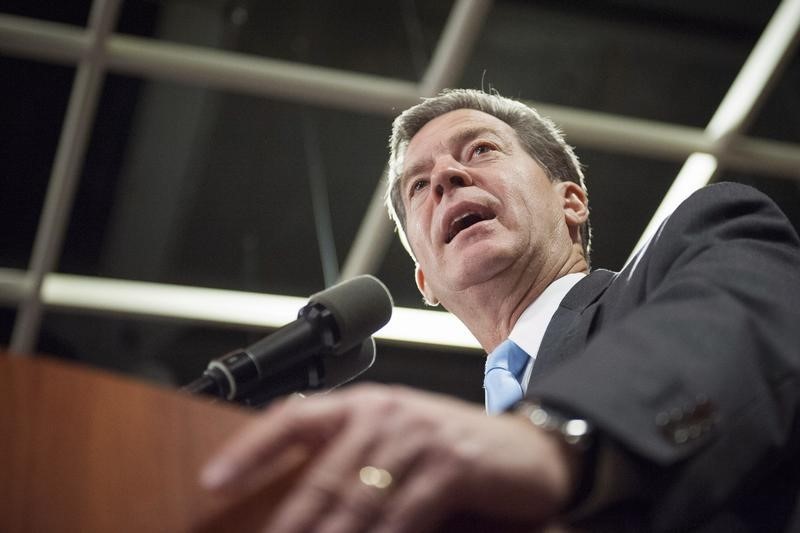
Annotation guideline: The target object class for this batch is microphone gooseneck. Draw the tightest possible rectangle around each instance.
[184,275,392,403]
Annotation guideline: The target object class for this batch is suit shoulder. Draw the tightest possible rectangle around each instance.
[683,181,774,208]
[626,182,800,280]
[664,181,795,237]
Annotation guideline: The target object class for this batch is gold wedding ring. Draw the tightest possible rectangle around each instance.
[358,466,393,489]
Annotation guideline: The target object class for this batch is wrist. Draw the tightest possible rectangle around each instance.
[512,400,597,510]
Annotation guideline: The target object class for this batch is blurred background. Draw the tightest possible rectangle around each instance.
[1,0,799,405]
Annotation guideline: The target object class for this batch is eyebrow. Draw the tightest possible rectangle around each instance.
[400,126,504,190]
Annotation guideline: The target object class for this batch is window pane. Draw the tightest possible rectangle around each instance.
[0,57,74,269]
[60,74,390,298]
[466,0,780,126]
[0,1,91,26]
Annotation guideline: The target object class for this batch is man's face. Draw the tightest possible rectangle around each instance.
[400,109,579,308]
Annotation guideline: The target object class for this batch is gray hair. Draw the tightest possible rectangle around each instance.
[385,88,591,262]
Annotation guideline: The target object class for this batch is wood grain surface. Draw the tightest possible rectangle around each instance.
[0,354,300,532]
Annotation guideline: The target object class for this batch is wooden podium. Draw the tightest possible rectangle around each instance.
[0,354,569,533]
[0,353,300,532]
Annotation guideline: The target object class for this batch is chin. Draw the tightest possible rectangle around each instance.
[444,241,519,291]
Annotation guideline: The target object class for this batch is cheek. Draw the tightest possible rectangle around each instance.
[407,216,432,255]
[500,185,539,229]
[502,187,563,246]
[412,199,437,234]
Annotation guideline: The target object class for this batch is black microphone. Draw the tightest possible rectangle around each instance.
[184,336,377,406]
[238,336,376,408]
[184,275,392,402]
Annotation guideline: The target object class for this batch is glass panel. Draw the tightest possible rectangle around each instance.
[747,51,800,144]
[60,74,391,298]
[0,0,91,26]
[0,57,75,269]
[465,0,780,126]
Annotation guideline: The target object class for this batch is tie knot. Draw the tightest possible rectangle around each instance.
[485,339,529,380]
[483,339,530,415]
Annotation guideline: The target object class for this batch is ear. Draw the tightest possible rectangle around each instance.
[556,181,589,229]
[415,265,439,306]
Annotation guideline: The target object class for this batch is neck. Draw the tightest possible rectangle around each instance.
[445,251,588,353]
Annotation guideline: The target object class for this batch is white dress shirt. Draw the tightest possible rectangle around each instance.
[507,272,586,391]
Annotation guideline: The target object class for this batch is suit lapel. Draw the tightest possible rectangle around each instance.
[531,269,616,378]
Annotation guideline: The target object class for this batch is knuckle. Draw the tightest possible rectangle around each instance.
[425,428,477,473]
[346,383,397,405]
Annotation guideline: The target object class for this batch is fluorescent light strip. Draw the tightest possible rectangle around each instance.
[40,273,482,350]
[627,153,719,263]
[375,305,479,349]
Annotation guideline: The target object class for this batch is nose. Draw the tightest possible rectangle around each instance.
[431,156,472,200]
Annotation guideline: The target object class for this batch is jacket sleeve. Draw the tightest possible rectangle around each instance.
[527,183,800,531]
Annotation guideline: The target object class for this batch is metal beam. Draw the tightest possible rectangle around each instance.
[0,13,419,115]
[106,35,420,115]
[9,0,121,354]
[630,0,800,258]
[0,14,88,64]
[1,12,798,178]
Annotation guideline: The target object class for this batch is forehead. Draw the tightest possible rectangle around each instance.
[405,108,516,160]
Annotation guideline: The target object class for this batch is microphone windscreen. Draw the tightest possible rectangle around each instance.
[308,275,393,350]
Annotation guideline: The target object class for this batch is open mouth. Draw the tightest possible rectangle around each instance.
[445,212,496,244]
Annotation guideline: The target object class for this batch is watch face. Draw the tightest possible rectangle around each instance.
[515,401,593,449]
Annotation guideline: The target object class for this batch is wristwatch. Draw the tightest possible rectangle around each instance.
[513,399,598,509]
[512,399,595,451]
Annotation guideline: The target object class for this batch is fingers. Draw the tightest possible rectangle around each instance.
[372,463,455,533]
[199,384,568,533]
[262,420,380,533]
[293,397,483,533]
[260,387,422,533]
[302,416,435,533]
[201,394,349,491]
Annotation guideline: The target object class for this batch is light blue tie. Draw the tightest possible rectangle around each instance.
[484,339,530,415]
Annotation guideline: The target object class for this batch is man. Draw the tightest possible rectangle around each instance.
[201,89,800,532]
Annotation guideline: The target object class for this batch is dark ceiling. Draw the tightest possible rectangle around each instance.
[1,0,798,405]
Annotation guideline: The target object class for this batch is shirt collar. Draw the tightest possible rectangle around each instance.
[508,272,587,361]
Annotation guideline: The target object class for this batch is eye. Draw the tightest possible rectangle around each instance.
[471,142,495,158]
[409,178,428,198]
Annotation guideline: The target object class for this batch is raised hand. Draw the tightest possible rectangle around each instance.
[201,384,579,533]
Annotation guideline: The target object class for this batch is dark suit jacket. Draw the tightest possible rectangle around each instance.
[526,182,800,532]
